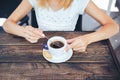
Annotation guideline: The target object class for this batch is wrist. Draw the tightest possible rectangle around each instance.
[82,34,93,45]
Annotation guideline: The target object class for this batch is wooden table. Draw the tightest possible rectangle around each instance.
[0,30,119,80]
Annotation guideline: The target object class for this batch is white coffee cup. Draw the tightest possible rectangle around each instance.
[47,36,67,56]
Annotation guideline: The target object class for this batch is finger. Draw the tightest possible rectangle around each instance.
[78,49,86,52]
[25,27,43,39]
[37,29,45,38]
[28,27,42,38]
[24,31,39,42]
[69,41,79,50]
[24,29,35,37]
[24,31,39,40]
[26,37,38,43]
[32,29,45,38]
[74,48,86,52]
[65,45,71,52]
[23,26,36,40]
[73,47,86,52]
[30,28,45,38]
[26,36,38,41]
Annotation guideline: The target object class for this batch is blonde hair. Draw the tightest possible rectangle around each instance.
[37,0,73,9]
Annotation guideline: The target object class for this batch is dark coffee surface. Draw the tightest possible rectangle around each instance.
[50,41,64,48]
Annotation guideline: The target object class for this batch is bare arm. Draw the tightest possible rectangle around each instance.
[84,0,119,44]
[67,0,119,52]
[3,0,32,37]
[3,0,45,43]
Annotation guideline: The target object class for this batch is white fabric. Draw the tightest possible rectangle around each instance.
[0,18,6,26]
[28,0,90,31]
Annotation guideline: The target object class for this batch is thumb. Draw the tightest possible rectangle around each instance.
[65,45,71,52]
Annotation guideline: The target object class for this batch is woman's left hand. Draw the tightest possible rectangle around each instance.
[66,36,89,52]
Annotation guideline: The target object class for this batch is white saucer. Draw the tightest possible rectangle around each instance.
[43,49,73,63]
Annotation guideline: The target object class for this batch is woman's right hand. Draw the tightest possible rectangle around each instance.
[23,26,45,43]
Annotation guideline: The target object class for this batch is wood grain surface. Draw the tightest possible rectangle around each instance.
[0,31,119,80]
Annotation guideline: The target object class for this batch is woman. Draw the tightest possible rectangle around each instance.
[3,0,119,52]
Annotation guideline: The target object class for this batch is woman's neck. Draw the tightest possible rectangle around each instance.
[48,0,64,11]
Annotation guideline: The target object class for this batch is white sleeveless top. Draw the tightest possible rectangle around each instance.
[28,0,90,31]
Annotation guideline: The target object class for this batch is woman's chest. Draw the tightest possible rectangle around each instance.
[36,7,78,23]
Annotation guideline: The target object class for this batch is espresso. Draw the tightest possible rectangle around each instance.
[50,41,64,48]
